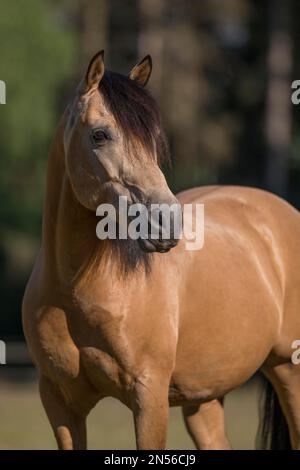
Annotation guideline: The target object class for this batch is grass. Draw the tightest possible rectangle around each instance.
[0,372,261,450]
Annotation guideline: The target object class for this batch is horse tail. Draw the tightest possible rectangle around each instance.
[256,376,291,449]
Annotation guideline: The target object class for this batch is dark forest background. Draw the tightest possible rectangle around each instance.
[1,0,300,340]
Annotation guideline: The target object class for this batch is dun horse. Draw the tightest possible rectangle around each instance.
[23,51,300,449]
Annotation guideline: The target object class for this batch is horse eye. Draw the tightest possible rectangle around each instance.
[92,129,109,146]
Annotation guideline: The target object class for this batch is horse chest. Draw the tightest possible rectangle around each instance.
[64,297,138,397]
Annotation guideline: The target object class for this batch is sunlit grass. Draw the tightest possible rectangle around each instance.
[0,376,259,450]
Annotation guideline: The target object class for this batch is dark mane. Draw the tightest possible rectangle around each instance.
[99,71,170,168]
[109,238,152,277]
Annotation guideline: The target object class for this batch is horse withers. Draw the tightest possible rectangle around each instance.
[22,51,300,449]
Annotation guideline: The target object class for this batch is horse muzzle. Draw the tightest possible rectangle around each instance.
[137,203,182,253]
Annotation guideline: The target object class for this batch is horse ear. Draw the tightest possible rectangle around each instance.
[84,50,105,94]
[129,55,152,87]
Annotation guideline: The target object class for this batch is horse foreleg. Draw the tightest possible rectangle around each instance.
[182,398,231,450]
[132,373,170,450]
[39,375,87,450]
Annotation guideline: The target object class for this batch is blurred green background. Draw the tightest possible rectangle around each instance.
[0,0,299,449]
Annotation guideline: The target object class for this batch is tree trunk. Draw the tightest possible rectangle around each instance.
[79,0,108,70]
[265,0,292,197]
[138,0,167,101]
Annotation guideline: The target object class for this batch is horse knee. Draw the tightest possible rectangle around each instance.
[39,376,87,450]
[132,373,170,450]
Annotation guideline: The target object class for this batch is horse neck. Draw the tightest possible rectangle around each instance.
[42,113,105,285]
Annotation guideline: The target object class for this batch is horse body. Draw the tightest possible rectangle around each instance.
[173,186,300,398]
[22,51,300,449]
